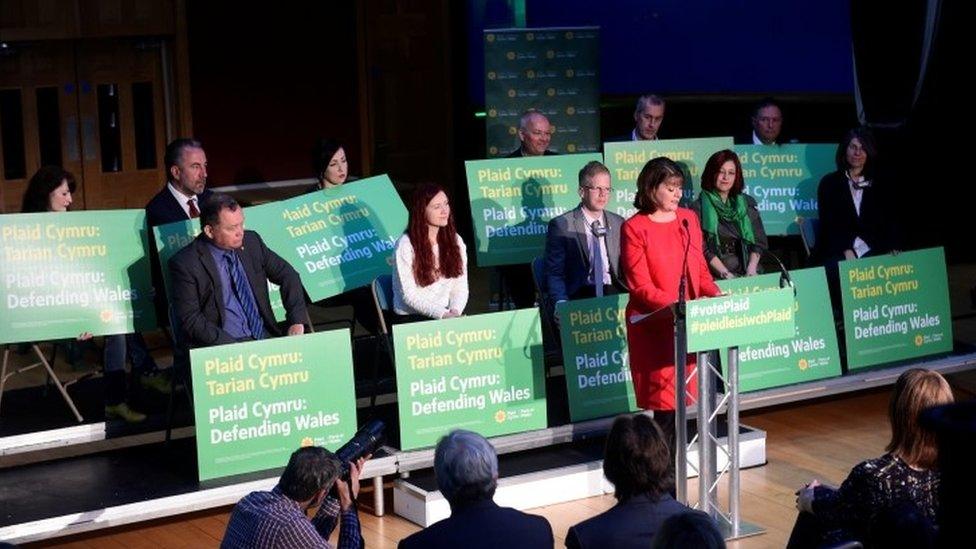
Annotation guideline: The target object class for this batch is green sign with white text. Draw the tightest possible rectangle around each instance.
[394,310,547,450]
[557,294,639,422]
[733,144,836,235]
[465,153,601,266]
[190,330,358,481]
[604,137,734,218]
[242,175,408,301]
[717,268,842,392]
[0,210,155,344]
[841,248,952,371]
[687,287,795,353]
[153,220,285,322]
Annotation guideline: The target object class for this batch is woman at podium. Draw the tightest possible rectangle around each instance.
[620,157,721,447]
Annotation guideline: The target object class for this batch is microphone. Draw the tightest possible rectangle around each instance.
[676,219,691,317]
[764,249,795,293]
[590,220,607,238]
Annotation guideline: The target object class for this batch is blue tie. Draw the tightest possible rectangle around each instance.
[224,252,265,340]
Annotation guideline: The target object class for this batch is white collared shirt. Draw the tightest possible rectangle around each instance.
[167,182,197,219]
[847,173,870,257]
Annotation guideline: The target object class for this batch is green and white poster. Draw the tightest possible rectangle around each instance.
[556,294,639,422]
[686,287,795,353]
[604,137,734,218]
[841,248,952,371]
[242,175,408,301]
[190,330,357,481]
[733,144,836,235]
[484,27,600,157]
[717,268,842,392]
[394,310,547,450]
[0,210,155,344]
[153,219,285,322]
[465,153,600,266]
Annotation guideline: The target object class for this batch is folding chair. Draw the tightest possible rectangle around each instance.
[369,275,396,409]
[1,342,84,422]
[530,257,563,370]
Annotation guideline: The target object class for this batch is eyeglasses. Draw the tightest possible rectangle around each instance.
[582,185,613,195]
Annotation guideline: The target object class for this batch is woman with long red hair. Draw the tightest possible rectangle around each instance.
[392,183,468,320]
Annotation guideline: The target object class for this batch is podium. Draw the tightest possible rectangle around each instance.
[677,287,795,539]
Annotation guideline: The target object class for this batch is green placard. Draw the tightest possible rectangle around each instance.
[733,144,836,235]
[1,210,156,344]
[717,268,842,392]
[687,287,795,352]
[242,175,408,302]
[190,330,358,481]
[484,27,600,157]
[465,153,601,266]
[153,220,286,322]
[556,294,639,422]
[604,137,734,218]
[841,248,953,371]
[394,309,547,450]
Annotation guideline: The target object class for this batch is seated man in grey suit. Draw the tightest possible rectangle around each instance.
[544,160,627,318]
[398,430,553,549]
[169,193,307,348]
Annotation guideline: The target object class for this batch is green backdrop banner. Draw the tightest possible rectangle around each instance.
[686,287,795,353]
[394,309,547,450]
[241,175,408,302]
[604,137,734,218]
[717,268,842,392]
[1,210,155,344]
[190,330,357,481]
[484,27,600,157]
[465,153,601,266]
[153,220,285,322]
[732,144,836,235]
[556,294,639,422]
[841,248,953,371]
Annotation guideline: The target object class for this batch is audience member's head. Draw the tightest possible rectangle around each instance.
[652,510,726,549]
[700,149,745,199]
[313,138,348,188]
[634,94,666,140]
[22,166,75,213]
[434,430,498,508]
[603,414,671,501]
[886,368,953,469]
[866,502,936,549]
[277,446,342,505]
[751,97,783,145]
[633,157,684,213]
[577,160,612,214]
[836,126,879,181]
[517,110,553,156]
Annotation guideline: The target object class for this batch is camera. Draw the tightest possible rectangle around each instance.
[335,419,385,477]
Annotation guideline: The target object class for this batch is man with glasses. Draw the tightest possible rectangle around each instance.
[544,161,627,322]
[507,110,557,157]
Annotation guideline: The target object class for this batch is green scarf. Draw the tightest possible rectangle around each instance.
[699,190,755,248]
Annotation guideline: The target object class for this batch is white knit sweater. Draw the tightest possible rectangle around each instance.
[392,233,469,318]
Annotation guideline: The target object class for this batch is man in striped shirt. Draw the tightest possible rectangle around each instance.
[221,446,366,548]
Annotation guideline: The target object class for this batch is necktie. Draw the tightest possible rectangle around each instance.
[224,252,264,339]
[188,198,200,218]
[591,220,605,297]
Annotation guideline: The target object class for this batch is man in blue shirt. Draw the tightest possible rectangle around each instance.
[222,446,366,548]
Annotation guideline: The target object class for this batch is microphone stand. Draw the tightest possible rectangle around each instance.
[674,218,692,504]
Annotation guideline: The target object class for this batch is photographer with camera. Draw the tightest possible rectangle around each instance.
[222,446,368,549]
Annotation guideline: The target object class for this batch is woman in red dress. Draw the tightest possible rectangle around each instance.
[621,157,722,447]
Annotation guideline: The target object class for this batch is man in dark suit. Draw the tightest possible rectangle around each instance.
[735,97,797,145]
[544,161,627,322]
[507,110,558,157]
[147,138,213,228]
[398,430,553,549]
[567,415,691,549]
[608,94,666,144]
[169,193,307,348]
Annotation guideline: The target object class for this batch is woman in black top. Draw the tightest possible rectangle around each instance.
[690,149,768,279]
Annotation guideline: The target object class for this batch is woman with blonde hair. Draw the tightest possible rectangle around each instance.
[788,368,954,547]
